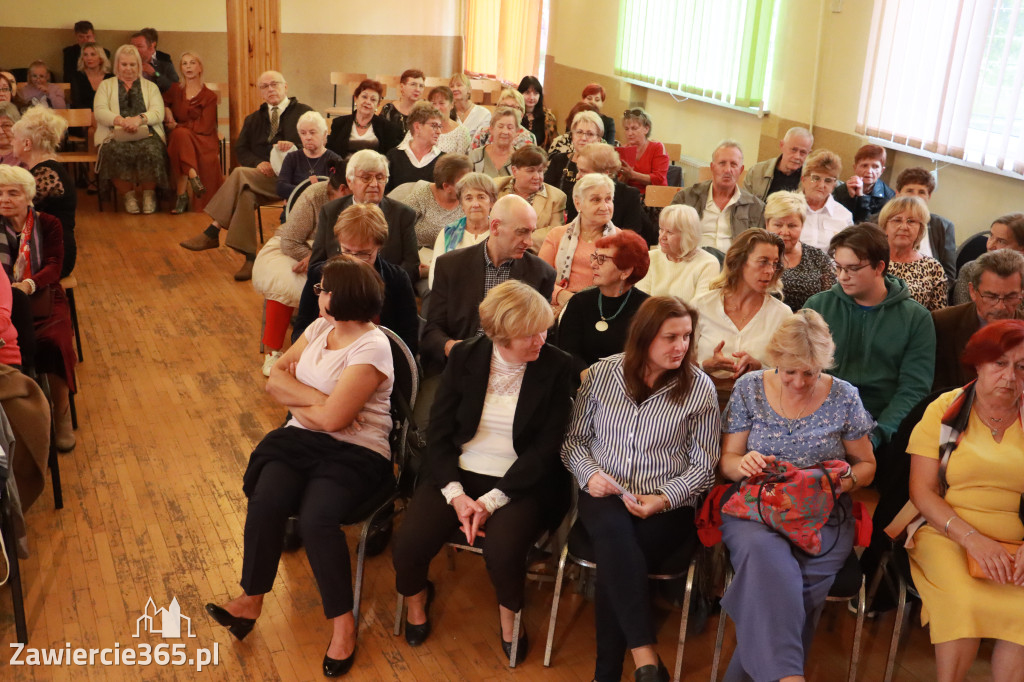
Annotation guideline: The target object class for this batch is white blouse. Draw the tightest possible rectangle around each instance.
[692,289,793,379]
[636,247,721,302]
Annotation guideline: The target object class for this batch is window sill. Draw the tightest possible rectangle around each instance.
[621,77,769,118]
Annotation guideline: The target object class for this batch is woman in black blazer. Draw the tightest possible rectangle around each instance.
[392,280,575,662]
[325,79,403,160]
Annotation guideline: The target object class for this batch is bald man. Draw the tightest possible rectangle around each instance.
[180,71,312,281]
[743,126,814,202]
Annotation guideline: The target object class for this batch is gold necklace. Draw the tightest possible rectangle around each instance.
[777,373,820,435]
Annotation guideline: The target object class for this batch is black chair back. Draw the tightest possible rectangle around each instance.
[284,175,330,221]
[379,326,421,490]
[954,231,989,274]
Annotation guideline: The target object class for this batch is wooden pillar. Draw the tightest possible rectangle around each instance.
[225,0,281,166]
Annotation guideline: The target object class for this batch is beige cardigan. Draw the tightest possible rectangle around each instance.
[93,77,166,146]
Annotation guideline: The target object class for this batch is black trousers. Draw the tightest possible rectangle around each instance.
[392,470,545,612]
[240,427,391,619]
[577,492,697,682]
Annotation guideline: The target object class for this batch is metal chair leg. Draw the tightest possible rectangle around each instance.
[256,206,264,244]
[48,427,63,510]
[848,575,866,682]
[351,518,373,633]
[1,493,27,643]
[508,609,522,668]
[67,287,83,363]
[393,594,405,636]
[672,558,697,682]
[69,390,78,431]
[710,571,732,682]
[259,300,267,355]
[884,576,910,682]
[543,542,571,667]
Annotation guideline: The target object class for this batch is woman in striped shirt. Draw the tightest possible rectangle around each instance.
[561,296,722,682]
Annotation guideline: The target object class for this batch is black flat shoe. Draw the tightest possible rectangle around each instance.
[501,629,528,663]
[404,581,435,647]
[634,658,669,682]
[322,646,355,677]
[204,603,256,640]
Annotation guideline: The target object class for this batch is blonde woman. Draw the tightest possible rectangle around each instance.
[448,73,491,138]
[763,191,837,310]
[469,88,536,150]
[880,195,947,312]
[636,204,720,301]
[163,51,221,213]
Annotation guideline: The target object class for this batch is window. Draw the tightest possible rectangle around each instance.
[615,0,780,113]
[857,0,1024,176]
[464,0,547,84]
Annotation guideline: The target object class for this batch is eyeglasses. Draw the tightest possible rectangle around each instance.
[807,174,837,186]
[834,262,873,275]
[353,173,386,185]
[572,129,599,139]
[258,81,283,90]
[589,253,612,266]
[341,247,375,261]
[0,87,10,94]
[313,283,329,295]
[750,258,782,271]
[427,122,443,131]
[977,291,1023,305]
[887,217,924,230]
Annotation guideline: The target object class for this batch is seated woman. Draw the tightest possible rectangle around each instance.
[799,149,853,251]
[428,172,495,288]
[384,102,444,193]
[907,319,1024,682]
[448,73,491,139]
[561,296,720,682]
[93,44,168,214]
[539,173,620,314]
[557,230,650,375]
[764,190,837,311]
[881,195,947,312]
[0,165,76,450]
[277,111,343,201]
[547,101,600,156]
[0,72,28,113]
[581,82,616,144]
[468,107,518,178]
[379,69,424,133]
[636,204,720,300]
[392,280,575,661]
[0,267,21,369]
[573,142,653,242]
[70,42,113,110]
[693,229,793,402]
[493,144,567,251]
[0,103,22,167]
[469,89,536,150]
[953,213,1024,305]
[253,169,350,375]
[719,310,877,682]
[517,76,556,150]
[206,255,395,677]
[12,106,78,277]
[325,79,403,161]
[545,110,604,201]
[618,108,668,196]
[20,62,66,109]
[425,86,471,155]
[162,51,221,214]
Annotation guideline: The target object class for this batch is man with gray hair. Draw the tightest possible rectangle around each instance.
[180,71,311,281]
[932,248,1024,390]
[742,126,813,202]
[671,140,765,251]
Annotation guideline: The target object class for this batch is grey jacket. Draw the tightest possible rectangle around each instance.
[671,180,766,238]
[742,157,779,203]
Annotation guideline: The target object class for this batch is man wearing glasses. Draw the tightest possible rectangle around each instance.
[742,127,814,203]
[933,249,1024,391]
[180,71,311,281]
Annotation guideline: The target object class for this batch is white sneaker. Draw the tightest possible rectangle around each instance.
[142,190,157,214]
[262,351,283,377]
[123,192,140,214]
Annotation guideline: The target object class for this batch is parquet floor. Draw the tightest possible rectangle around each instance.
[0,190,994,680]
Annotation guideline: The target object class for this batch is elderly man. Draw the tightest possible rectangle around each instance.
[832,143,896,222]
[180,71,311,281]
[129,28,178,93]
[62,20,110,82]
[742,127,813,202]
[932,249,1024,390]
[671,140,765,251]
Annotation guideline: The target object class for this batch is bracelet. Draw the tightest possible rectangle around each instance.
[25,278,37,295]
[962,529,978,544]
[658,492,671,513]
[943,515,957,536]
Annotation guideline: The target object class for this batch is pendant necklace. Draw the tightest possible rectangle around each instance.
[596,288,633,332]
[778,373,819,435]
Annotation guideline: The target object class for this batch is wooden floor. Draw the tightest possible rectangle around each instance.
[0,190,995,680]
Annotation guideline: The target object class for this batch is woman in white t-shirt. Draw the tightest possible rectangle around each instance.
[205,255,395,678]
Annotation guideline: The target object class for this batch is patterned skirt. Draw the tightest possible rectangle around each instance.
[98,134,170,188]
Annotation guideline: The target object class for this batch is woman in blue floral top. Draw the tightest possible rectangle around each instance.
[718,309,877,682]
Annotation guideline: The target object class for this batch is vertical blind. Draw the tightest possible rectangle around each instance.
[464,0,544,84]
[615,0,778,111]
[857,0,1024,175]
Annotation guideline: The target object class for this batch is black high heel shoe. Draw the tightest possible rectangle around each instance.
[204,603,256,641]
[404,581,435,647]
[322,645,356,677]
[188,175,207,197]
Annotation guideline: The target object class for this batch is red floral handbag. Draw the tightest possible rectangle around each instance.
[721,459,850,555]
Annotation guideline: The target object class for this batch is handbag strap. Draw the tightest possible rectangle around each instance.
[937,382,976,496]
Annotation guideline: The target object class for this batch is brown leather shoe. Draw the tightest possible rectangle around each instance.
[234,259,254,281]
[180,233,219,251]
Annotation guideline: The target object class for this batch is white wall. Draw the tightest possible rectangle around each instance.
[3,1,226,31]
[281,1,460,36]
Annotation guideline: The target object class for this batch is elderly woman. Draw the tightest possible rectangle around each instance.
[693,229,793,398]
[468,107,518,178]
[636,204,720,300]
[618,108,668,195]
[562,296,720,682]
[325,79,403,160]
[384,102,444,193]
[581,82,616,144]
[94,44,168,214]
[0,268,21,369]
[276,111,343,201]
[493,144,566,250]
[888,167,957,283]
[206,256,395,677]
[540,173,620,312]
[545,110,604,201]
[0,72,27,113]
[719,310,877,682]
[70,42,113,110]
[380,69,425,133]
[799,149,854,251]
[953,214,1024,305]
[548,101,600,156]
[573,142,653,242]
[163,51,221,214]
[469,89,536,150]
[425,86,471,154]
[393,280,575,661]
[764,190,837,311]
[907,319,1024,682]
[21,62,66,109]
[0,165,77,451]
[557,230,651,374]
[517,76,556,150]
[252,170,350,375]
[12,106,78,277]
[429,172,495,288]
[881,195,947,312]
[0,103,23,167]
[448,73,491,139]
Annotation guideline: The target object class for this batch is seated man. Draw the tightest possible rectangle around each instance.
[129,28,178,93]
[742,126,813,202]
[932,248,1024,390]
[671,140,765,251]
[180,71,310,281]
[422,194,556,375]
[62,20,110,82]
[832,143,895,223]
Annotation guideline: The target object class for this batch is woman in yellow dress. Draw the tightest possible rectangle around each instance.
[907,318,1024,682]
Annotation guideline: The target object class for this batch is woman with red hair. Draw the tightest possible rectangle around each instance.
[581,83,616,144]
[907,318,1024,682]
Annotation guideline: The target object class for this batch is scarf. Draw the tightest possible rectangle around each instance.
[0,208,42,282]
[552,215,618,287]
[442,216,468,254]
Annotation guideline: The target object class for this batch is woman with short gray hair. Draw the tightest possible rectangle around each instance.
[428,172,496,288]
[276,110,343,202]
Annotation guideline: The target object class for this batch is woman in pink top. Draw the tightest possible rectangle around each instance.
[0,267,21,367]
[618,108,668,195]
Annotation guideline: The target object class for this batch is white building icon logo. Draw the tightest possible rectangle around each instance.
[134,597,196,639]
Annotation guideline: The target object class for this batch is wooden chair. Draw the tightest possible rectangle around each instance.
[645,185,679,208]
[374,75,403,101]
[59,275,83,363]
[422,77,448,98]
[663,142,682,164]
[325,72,367,118]
[54,108,104,210]
[477,79,503,104]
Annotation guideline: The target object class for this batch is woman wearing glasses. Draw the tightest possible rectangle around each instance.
[880,195,948,312]
[468,107,519,178]
[798,150,854,251]
[618,108,668,196]
[384,102,445,193]
[544,110,604,202]
[764,191,837,311]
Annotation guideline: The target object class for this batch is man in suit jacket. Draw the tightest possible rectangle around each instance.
[932,249,1024,390]
[62,21,111,82]
[180,71,311,280]
[129,28,178,93]
[422,194,556,375]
